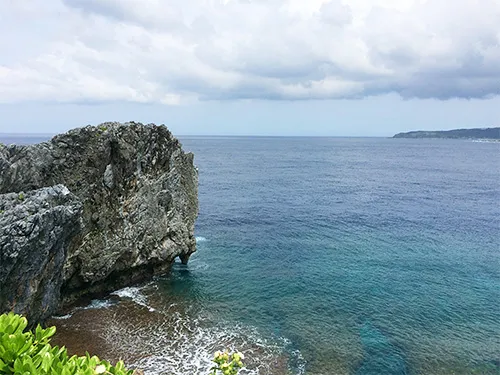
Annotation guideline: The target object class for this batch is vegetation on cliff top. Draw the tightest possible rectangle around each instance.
[0,313,244,375]
[393,127,500,139]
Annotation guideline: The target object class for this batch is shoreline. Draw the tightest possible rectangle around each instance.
[48,282,298,375]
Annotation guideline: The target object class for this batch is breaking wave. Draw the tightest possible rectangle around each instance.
[111,286,156,312]
[50,283,304,375]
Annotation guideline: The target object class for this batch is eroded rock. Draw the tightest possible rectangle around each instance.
[0,122,198,321]
[0,185,82,322]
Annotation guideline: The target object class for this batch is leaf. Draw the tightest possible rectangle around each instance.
[0,313,137,375]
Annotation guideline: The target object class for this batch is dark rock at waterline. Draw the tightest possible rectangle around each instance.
[0,185,82,323]
[0,122,198,322]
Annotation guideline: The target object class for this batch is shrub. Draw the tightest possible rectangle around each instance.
[1,313,245,375]
[211,350,245,375]
[0,312,132,375]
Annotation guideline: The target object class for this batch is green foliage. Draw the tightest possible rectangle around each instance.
[210,350,245,375]
[1,313,245,375]
[17,193,25,201]
[0,312,132,375]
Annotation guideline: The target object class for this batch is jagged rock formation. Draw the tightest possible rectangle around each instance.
[0,185,82,323]
[0,122,198,322]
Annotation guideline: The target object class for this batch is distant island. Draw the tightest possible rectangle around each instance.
[393,127,500,139]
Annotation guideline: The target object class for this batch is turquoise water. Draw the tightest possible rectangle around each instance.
[160,137,499,375]
[14,135,497,374]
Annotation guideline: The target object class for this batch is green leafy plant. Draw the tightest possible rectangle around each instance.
[0,312,133,375]
[210,350,245,375]
[1,313,245,375]
[17,193,25,201]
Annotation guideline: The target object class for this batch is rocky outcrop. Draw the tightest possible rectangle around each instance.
[0,185,82,323]
[0,122,198,322]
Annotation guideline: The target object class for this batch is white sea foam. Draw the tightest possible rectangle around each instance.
[184,259,210,271]
[127,320,288,375]
[55,297,114,317]
[290,349,306,375]
[51,283,305,375]
[471,139,500,143]
[55,283,303,374]
[94,300,303,375]
[51,313,73,320]
[111,286,156,312]
[83,299,115,310]
[195,236,207,242]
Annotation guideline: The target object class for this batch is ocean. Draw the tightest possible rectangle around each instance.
[3,135,499,375]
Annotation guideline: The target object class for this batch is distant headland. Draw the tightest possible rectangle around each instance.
[393,127,500,139]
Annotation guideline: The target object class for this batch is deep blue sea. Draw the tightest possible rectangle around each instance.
[5,135,500,375]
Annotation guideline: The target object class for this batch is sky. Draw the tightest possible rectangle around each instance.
[0,0,499,136]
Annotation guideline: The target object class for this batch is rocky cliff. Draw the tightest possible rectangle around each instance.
[0,185,82,323]
[0,122,198,322]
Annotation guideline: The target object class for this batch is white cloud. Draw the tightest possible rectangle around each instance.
[0,0,499,103]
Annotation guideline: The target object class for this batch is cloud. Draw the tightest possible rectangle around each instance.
[0,0,499,103]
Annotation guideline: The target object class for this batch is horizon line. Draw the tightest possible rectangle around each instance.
[0,133,393,138]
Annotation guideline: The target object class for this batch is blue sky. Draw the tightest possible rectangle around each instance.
[1,1,499,136]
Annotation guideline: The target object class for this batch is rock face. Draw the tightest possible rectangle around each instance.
[0,185,82,323]
[0,122,198,322]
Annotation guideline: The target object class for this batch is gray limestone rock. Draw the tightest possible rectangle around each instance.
[0,185,82,323]
[0,122,198,320]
